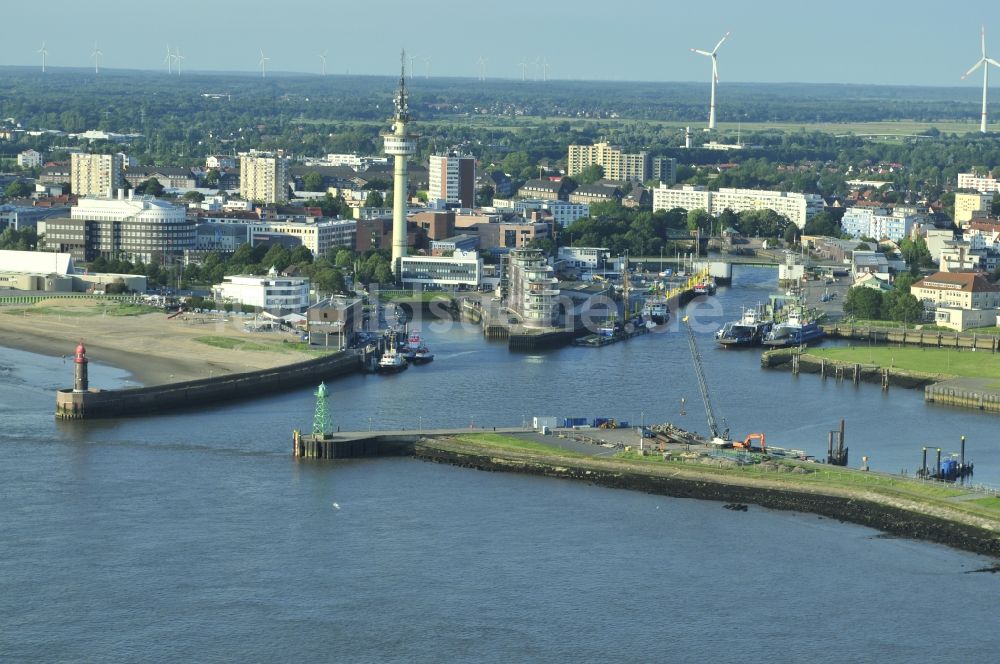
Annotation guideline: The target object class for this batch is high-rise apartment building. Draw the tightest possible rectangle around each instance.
[240,152,290,204]
[70,153,124,197]
[427,154,475,207]
[652,184,824,229]
[567,142,650,182]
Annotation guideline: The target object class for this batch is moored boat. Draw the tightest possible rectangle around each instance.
[762,311,825,348]
[376,347,408,373]
[715,306,772,348]
[642,297,671,325]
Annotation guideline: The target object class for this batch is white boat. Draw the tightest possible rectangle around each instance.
[376,347,408,373]
[642,297,670,325]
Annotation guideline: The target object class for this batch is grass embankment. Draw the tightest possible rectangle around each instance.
[441,434,1000,524]
[2,302,160,317]
[378,291,456,303]
[807,346,1000,383]
[193,336,332,355]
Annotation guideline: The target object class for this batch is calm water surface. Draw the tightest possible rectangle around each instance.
[2,267,999,662]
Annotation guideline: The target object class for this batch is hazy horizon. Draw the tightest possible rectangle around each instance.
[1,0,996,88]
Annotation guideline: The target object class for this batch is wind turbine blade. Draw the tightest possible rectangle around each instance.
[987,58,1000,68]
[691,49,712,57]
[963,59,985,79]
[712,31,731,54]
[983,25,987,58]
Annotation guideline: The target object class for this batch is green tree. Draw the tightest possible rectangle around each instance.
[476,183,494,207]
[303,172,325,192]
[575,164,605,185]
[686,208,712,234]
[3,179,32,199]
[364,190,384,207]
[261,244,291,272]
[898,237,933,269]
[374,262,393,284]
[885,291,923,323]
[289,245,314,265]
[803,211,842,237]
[204,168,220,187]
[334,249,354,270]
[136,177,164,196]
[843,286,882,319]
[183,190,205,203]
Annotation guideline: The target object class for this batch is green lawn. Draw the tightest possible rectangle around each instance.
[2,303,159,317]
[450,433,585,457]
[807,346,1000,381]
[193,336,328,355]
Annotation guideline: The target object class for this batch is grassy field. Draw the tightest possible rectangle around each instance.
[290,114,989,137]
[193,336,327,355]
[2,302,160,317]
[807,346,1000,381]
[450,433,585,457]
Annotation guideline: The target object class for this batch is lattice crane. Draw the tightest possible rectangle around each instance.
[681,316,728,442]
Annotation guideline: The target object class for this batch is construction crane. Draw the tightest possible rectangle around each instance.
[681,316,729,443]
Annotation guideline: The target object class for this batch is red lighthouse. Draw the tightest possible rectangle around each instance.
[74,342,89,393]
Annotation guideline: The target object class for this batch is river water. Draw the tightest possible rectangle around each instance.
[2,267,999,662]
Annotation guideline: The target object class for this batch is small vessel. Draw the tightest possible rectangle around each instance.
[762,310,825,348]
[642,297,671,325]
[693,279,717,296]
[376,346,408,373]
[715,306,772,348]
[412,347,435,364]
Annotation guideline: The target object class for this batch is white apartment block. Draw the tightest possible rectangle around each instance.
[840,206,916,243]
[240,152,289,204]
[70,153,124,197]
[954,192,994,224]
[557,247,610,270]
[957,173,1000,194]
[427,154,475,208]
[213,268,310,313]
[652,184,712,214]
[17,149,42,168]
[568,142,650,182]
[652,184,822,228]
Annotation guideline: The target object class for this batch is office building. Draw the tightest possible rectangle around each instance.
[398,253,483,288]
[212,267,310,313]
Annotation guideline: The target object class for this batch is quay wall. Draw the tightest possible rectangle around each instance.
[412,442,1000,559]
[761,350,936,389]
[825,324,1000,352]
[56,350,364,420]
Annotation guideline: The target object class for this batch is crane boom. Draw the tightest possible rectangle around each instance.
[682,316,728,441]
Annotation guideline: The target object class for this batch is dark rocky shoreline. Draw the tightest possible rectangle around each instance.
[414,443,1000,559]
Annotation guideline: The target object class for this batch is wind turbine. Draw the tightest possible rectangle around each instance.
[407,52,417,78]
[690,31,731,130]
[174,48,185,76]
[318,51,327,76]
[541,57,550,82]
[259,49,270,78]
[165,43,172,74]
[519,59,527,81]
[423,55,431,79]
[477,55,487,81]
[962,25,1000,133]
[91,42,103,74]
[38,42,47,73]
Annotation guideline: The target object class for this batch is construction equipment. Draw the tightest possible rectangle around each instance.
[681,316,729,444]
[733,432,766,453]
[599,418,618,429]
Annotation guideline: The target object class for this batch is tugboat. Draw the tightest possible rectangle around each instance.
[693,279,717,296]
[715,306,772,348]
[376,346,408,373]
[642,296,671,326]
[412,346,435,364]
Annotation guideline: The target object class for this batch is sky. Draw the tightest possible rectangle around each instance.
[0,0,996,87]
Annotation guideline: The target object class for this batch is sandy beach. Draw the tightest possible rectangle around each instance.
[0,299,321,386]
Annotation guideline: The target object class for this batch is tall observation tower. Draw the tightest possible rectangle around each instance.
[382,51,419,276]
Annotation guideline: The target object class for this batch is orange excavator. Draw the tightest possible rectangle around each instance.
[733,433,766,453]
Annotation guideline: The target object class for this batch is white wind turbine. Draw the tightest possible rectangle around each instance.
[690,31,731,130]
[407,53,417,78]
[962,25,1000,133]
[165,43,173,74]
[519,59,527,81]
[259,49,270,78]
[91,42,103,74]
[423,55,431,79]
[477,55,487,81]
[38,42,47,73]
[541,57,549,82]
[174,48,185,75]
[318,51,327,75]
